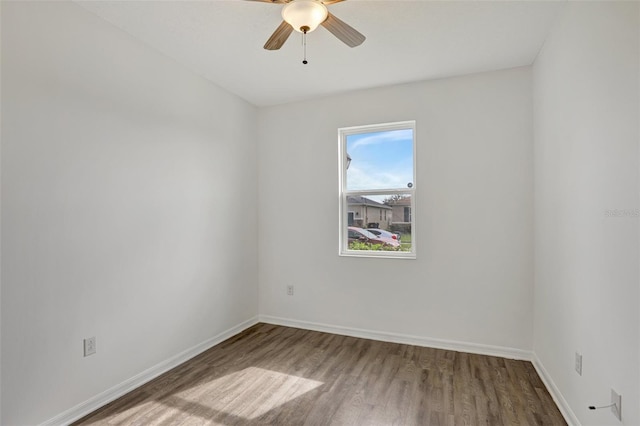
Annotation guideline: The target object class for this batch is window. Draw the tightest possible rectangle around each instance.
[339,121,416,258]
[347,211,355,226]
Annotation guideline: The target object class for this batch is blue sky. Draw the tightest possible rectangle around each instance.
[346,128,414,192]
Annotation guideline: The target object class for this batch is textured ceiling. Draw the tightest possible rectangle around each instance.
[76,0,565,107]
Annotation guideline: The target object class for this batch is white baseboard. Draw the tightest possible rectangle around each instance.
[531,352,581,426]
[40,316,259,426]
[259,315,532,361]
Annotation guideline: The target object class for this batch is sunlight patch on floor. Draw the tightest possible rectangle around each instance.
[174,366,324,420]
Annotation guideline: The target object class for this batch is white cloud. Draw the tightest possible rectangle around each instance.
[349,129,413,152]
[347,164,413,191]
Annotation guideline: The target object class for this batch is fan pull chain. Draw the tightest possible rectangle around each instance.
[302,27,309,65]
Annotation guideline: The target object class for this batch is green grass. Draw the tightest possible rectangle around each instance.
[399,233,412,251]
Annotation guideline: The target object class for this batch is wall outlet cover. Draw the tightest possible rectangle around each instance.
[574,352,582,376]
[84,337,96,357]
[611,389,621,421]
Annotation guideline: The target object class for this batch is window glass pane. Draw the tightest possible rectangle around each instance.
[346,128,414,191]
[339,121,416,258]
[345,193,412,252]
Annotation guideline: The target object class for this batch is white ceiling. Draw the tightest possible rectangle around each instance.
[76,0,565,107]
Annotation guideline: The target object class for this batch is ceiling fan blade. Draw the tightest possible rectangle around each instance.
[264,20,294,50]
[321,0,346,4]
[321,12,365,48]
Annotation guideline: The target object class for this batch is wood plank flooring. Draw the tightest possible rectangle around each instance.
[74,324,567,425]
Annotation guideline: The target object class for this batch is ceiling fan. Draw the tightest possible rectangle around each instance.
[249,0,365,54]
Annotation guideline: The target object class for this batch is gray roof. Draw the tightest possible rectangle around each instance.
[346,196,392,210]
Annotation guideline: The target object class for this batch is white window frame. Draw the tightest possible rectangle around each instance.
[338,121,416,259]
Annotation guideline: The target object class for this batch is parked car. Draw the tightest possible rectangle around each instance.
[348,227,401,248]
[366,228,400,242]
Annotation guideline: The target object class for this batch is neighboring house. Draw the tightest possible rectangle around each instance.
[386,196,412,225]
[346,196,392,229]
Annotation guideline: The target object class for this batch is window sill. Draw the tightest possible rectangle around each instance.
[339,251,416,260]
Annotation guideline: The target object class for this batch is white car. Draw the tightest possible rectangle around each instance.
[366,228,400,242]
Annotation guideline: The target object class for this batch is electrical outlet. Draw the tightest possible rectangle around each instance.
[575,352,582,376]
[84,337,96,357]
[611,389,621,421]
[287,285,294,296]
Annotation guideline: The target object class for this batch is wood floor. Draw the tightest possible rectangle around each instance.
[74,324,567,426]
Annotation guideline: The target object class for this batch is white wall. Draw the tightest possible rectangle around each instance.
[533,2,639,425]
[0,2,258,424]
[0,1,3,422]
[258,68,534,352]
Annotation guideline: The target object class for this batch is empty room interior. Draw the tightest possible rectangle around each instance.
[1,0,639,425]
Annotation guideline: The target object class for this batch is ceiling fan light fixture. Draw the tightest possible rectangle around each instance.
[282,0,328,33]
